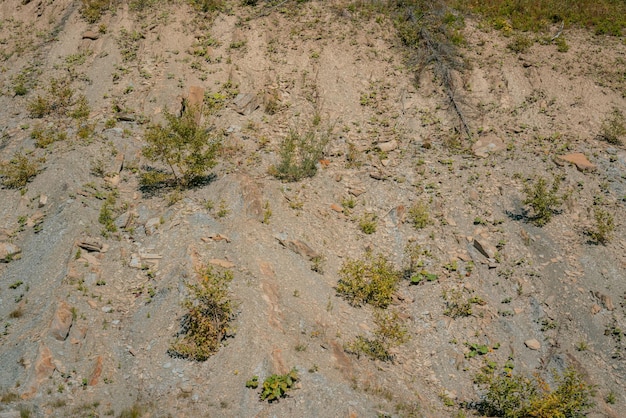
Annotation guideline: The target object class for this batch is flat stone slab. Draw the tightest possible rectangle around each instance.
[472,134,506,158]
[556,153,596,172]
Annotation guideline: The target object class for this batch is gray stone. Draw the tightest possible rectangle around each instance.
[232,93,259,115]
[473,238,497,259]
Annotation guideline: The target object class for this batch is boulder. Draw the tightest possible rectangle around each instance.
[49,301,73,341]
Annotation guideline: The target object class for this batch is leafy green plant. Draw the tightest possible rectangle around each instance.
[408,201,431,229]
[98,193,118,237]
[599,107,625,145]
[259,368,299,402]
[589,207,614,244]
[475,366,595,417]
[345,309,409,362]
[336,252,400,309]
[522,176,564,226]
[168,266,234,361]
[142,108,220,188]
[0,151,41,189]
[269,128,329,182]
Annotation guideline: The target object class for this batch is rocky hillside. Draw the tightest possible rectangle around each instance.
[0,0,625,417]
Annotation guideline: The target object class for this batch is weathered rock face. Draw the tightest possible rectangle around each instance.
[49,301,73,341]
[471,134,506,158]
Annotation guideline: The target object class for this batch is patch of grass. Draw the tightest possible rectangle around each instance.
[168,266,235,361]
[599,107,625,145]
[0,151,41,189]
[27,78,74,118]
[117,29,144,62]
[345,309,409,362]
[475,366,595,417]
[507,34,533,53]
[80,0,119,23]
[522,176,564,226]
[142,108,220,188]
[457,0,626,35]
[443,288,485,318]
[336,252,400,309]
[269,128,330,182]
[118,403,144,418]
[98,193,118,237]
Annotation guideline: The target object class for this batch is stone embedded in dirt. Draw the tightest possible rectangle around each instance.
[38,194,47,207]
[591,304,602,315]
[524,339,541,350]
[471,134,506,158]
[82,30,100,40]
[88,356,103,386]
[377,139,398,152]
[202,233,231,243]
[209,258,235,269]
[278,238,320,261]
[145,217,161,235]
[33,344,55,385]
[49,301,73,341]
[473,238,497,259]
[593,291,614,311]
[0,242,21,262]
[232,93,260,115]
[77,240,103,252]
[140,253,162,260]
[556,153,596,172]
[330,203,343,213]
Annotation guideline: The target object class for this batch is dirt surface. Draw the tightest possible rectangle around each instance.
[0,1,625,417]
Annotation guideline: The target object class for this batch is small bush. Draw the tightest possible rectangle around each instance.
[443,288,485,318]
[142,108,220,188]
[80,0,118,23]
[476,367,595,417]
[589,207,614,244]
[168,266,234,361]
[98,193,118,237]
[269,128,329,182]
[358,212,377,234]
[522,176,564,226]
[31,125,66,148]
[336,252,400,309]
[507,34,533,53]
[408,201,431,229]
[259,368,299,402]
[27,78,74,118]
[345,309,409,362]
[600,108,626,145]
[0,151,41,189]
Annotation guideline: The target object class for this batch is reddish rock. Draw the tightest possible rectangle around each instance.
[49,301,73,341]
[524,339,541,350]
[209,258,235,269]
[556,153,596,172]
[88,356,103,386]
[0,242,21,262]
[330,203,343,213]
[82,30,100,40]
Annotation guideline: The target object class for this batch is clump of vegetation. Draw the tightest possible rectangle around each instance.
[31,125,67,148]
[522,176,564,226]
[117,29,144,62]
[255,368,299,402]
[358,212,377,234]
[599,107,625,145]
[403,243,437,284]
[345,309,409,362]
[269,128,330,182]
[589,207,615,244]
[80,0,119,23]
[507,34,533,53]
[142,108,220,188]
[0,151,41,189]
[475,366,595,417]
[27,78,74,118]
[169,266,235,361]
[443,288,485,318]
[336,252,400,309]
[98,192,118,237]
[408,201,431,229]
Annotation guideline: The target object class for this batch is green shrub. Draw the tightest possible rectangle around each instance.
[259,368,299,402]
[522,176,564,226]
[443,288,484,318]
[142,108,220,188]
[600,108,626,145]
[408,201,431,229]
[590,207,614,244]
[358,212,377,234]
[27,78,74,118]
[476,367,595,417]
[169,266,234,361]
[269,128,329,182]
[81,0,119,23]
[336,252,400,309]
[507,34,533,53]
[98,193,118,237]
[345,309,409,361]
[31,125,67,148]
[0,151,41,189]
